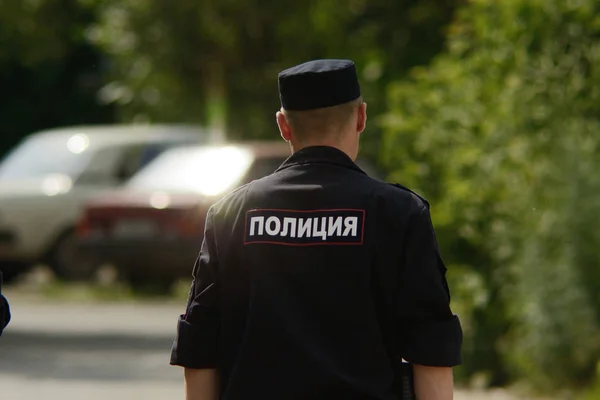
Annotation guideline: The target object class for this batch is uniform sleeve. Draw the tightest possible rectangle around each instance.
[0,271,10,336]
[170,207,220,369]
[0,294,9,336]
[397,204,463,367]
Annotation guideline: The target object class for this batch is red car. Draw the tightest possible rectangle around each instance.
[76,142,380,293]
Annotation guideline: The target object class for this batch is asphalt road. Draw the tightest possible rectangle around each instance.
[0,295,185,400]
[0,293,527,400]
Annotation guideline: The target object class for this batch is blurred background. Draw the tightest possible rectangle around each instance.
[0,0,599,399]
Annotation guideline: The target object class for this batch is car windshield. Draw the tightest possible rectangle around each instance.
[0,133,94,179]
[127,146,255,196]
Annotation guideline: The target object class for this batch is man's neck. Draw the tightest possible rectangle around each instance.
[290,140,356,161]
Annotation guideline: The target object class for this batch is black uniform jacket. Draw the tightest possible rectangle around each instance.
[0,272,10,337]
[170,146,462,400]
[0,295,8,336]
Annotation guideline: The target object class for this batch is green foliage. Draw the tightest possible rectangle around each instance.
[13,0,600,392]
[0,0,114,156]
[85,0,458,158]
[383,0,600,390]
[0,0,81,65]
[579,373,600,400]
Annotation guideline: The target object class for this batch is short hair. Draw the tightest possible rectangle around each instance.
[282,97,363,142]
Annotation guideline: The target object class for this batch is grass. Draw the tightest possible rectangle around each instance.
[6,265,190,304]
[41,281,189,302]
[578,377,600,400]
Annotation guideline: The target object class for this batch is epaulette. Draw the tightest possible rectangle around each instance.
[389,183,430,208]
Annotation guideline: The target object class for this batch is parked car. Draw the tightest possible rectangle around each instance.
[0,124,209,282]
[76,142,380,293]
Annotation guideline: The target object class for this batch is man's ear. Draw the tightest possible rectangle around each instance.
[276,111,292,142]
[357,102,367,134]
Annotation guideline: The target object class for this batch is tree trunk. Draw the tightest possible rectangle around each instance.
[204,61,227,143]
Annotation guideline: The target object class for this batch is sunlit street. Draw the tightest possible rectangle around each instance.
[0,278,531,400]
[1,0,599,398]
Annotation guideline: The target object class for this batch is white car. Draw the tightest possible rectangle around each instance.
[0,124,209,282]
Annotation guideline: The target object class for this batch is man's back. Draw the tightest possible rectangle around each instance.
[172,146,460,399]
[219,146,402,399]
[171,59,462,400]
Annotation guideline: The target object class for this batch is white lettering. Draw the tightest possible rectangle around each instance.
[281,217,297,237]
[249,216,264,236]
[265,216,281,236]
[297,218,312,238]
[327,216,343,237]
[312,217,327,240]
[343,217,359,237]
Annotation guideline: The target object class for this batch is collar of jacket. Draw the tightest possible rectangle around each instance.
[276,145,367,175]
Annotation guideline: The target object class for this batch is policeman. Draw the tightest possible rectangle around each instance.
[170,59,463,400]
[0,271,10,337]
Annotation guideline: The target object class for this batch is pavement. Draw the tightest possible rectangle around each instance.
[0,295,185,399]
[0,291,529,400]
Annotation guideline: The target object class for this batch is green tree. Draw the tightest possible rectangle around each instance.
[87,0,458,157]
[383,0,600,390]
[0,0,114,156]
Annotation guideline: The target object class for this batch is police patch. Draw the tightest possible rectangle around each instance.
[244,208,365,246]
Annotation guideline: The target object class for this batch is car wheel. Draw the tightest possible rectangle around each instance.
[50,231,98,282]
[126,273,175,296]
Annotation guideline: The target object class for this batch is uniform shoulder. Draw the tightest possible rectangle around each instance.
[208,181,253,216]
[210,170,284,215]
[372,180,430,211]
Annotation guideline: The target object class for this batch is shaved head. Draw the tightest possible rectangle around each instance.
[281,97,363,144]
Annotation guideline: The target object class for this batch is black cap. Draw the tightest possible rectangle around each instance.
[278,59,361,111]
